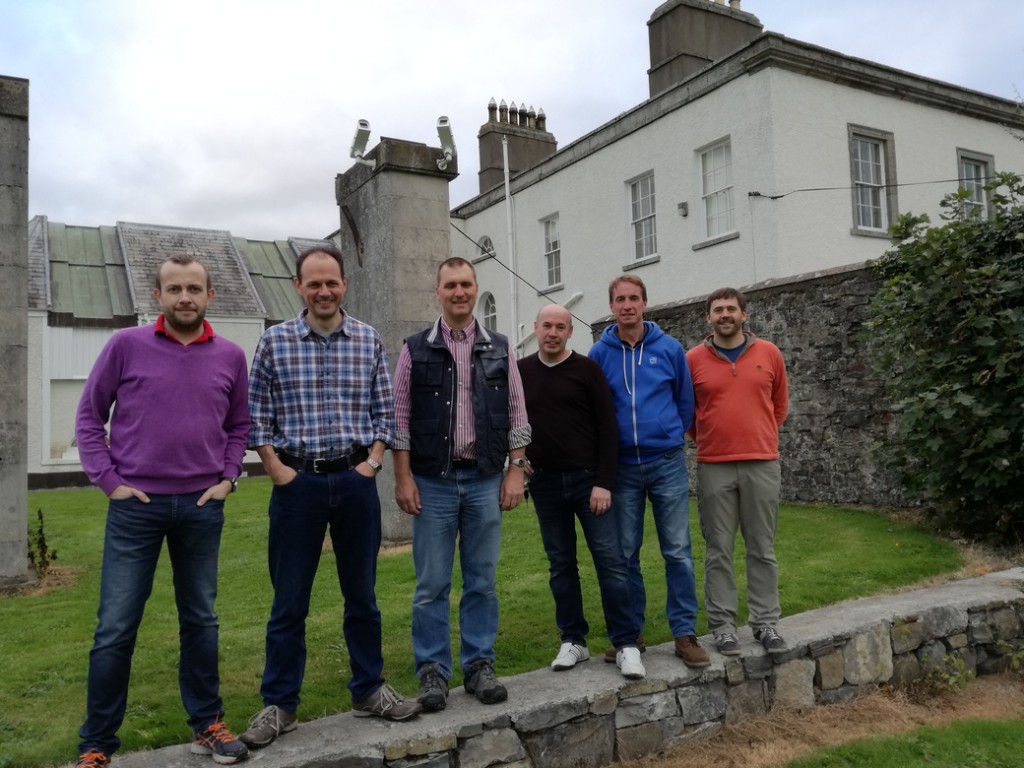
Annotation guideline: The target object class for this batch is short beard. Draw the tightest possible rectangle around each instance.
[165,309,206,334]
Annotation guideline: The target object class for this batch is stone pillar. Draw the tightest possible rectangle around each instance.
[336,138,457,545]
[0,76,29,587]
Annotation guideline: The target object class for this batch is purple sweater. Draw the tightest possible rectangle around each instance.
[76,324,250,496]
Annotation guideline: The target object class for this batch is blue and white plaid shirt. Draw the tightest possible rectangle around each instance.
[248,309,394,458]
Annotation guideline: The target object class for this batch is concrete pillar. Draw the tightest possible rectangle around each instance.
[336,138,457,545]
[0,76,30,587]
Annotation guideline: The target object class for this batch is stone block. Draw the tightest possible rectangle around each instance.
[590,690,618,716]
[515,697,591,732]
[814,650,844,690]
[773,658,815,710]
[725,679,767,724]
[522,714,614,768]
[946,632,968,650]
[891,619,928,654]
[742,653,774,679]
[614,690,679,727]
[817,684,869,706]
[990,607,1022,642]
[844,622,893,684]
[920,605,968,638]
[807,636,841,658]
[615,721,662,762]
[889,652,922,689]
[724,658,746,685]
[459,727,526,768]
[968,612,994,644]
[676,679,726,725]
[388,754,447,768]
[389,733,457,759]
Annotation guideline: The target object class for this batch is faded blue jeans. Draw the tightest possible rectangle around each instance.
[411,467,503,680]
[79,492,224,755]
[612,449,699,638]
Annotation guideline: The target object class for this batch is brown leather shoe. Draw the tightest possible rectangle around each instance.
[603,636,647,663]
[674,635,711,668]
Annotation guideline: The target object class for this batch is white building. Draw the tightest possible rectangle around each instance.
[451,0,1024,354]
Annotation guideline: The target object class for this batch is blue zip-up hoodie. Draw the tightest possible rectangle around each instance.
[588,320,694,464]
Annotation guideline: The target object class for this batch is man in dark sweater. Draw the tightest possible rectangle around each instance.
[518,305,643,678]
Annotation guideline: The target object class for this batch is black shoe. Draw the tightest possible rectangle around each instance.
[754,625,788,654]
[464,660,507,704]
[715,632,742,656]
[417,663,449,711]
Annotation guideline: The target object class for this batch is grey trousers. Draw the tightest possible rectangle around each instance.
[697,460,782,635]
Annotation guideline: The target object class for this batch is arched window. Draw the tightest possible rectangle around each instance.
[475,236,495,263]
[481,292,497,331]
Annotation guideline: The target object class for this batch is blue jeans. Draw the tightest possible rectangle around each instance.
[612,449,698,638]
[411,468,503,680]
[529,469,640,649]
[79,492,224,755]
[260,469,384,706]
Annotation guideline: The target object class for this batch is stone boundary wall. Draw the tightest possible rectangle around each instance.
[594,262,903,508]
[113,568,1024,768]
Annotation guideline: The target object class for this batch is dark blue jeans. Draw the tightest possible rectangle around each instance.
[529,469,639,649]
[260,469,384,707]
[79,492,224,755]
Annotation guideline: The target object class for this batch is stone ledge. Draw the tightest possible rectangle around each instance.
[107,568,1024,768]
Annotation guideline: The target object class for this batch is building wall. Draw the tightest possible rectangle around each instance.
[456,51,1024,358]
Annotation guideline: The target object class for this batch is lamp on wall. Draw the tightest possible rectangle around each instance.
[350,119,375,168]
[436,116,456,170]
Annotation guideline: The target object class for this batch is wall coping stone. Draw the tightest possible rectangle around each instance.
[105,568,1024,768]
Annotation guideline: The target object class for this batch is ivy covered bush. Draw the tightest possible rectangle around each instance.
[867,172,1024,545]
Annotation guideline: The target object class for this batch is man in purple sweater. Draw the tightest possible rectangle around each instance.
[74,255,250,768]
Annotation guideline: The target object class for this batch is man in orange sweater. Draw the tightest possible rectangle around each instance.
[687,288,789,657]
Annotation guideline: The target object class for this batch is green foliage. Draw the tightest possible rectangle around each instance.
[26,508,57,580]
[866,172,1024,545]
[915,653,976,697]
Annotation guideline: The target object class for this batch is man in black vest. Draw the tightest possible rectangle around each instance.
[392,257,531,711]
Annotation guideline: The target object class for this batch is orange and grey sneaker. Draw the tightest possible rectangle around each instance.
[76,751,110,768]
[191,720,249,764]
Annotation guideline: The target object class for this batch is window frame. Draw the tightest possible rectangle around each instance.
[848,124,898,237]
[542,216,562,289]
[473,235,495,265]
[700,139,735,240]
[628,172,658,262]
[956,148,995,219]
[480,292,497,331]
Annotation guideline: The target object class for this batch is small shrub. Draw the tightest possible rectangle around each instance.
[26,509,57,581]
[915,653,976,697]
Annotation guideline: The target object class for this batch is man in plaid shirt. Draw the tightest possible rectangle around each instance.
[240,246,420,750]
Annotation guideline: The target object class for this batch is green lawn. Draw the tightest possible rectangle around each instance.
[2,480,961,767]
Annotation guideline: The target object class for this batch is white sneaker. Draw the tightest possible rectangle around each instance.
[551,642,590,671]
[616,646,646,679]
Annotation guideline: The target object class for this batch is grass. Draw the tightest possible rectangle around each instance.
[783,718,1024,768]
[3,481,962,768]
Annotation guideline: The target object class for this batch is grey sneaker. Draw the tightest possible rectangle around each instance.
[417,663,449,711]
[754,625,788,654]
[353,683,422,721]
[715,632,742,656]
[464,660,507,704]
[238,705,297,749]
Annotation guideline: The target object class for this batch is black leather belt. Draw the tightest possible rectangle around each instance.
[278,447,369,474]
[451,459,476,469]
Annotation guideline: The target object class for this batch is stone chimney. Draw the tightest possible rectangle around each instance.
[647,0,763,97]
[477,98,557,195]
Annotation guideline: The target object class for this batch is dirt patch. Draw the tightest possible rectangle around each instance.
[620,673,1024,768]
[1,565,82,598]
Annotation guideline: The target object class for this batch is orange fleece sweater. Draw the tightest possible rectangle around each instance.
[686,334,789,462]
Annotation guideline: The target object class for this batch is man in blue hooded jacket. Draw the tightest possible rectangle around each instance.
[588,274,710,673]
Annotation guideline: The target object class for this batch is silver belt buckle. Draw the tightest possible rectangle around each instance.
[312,458,326,473]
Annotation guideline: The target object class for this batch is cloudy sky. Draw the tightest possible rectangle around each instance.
[3,0,1022,241]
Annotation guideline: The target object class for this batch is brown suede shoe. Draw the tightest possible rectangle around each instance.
[603,636,647,662]
[674,635,711,668]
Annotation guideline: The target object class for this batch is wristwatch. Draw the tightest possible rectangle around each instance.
[221,476,238,493]
[509,458,529,469]
[366,457,383,473]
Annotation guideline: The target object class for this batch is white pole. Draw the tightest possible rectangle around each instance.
[502,136,518,354]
